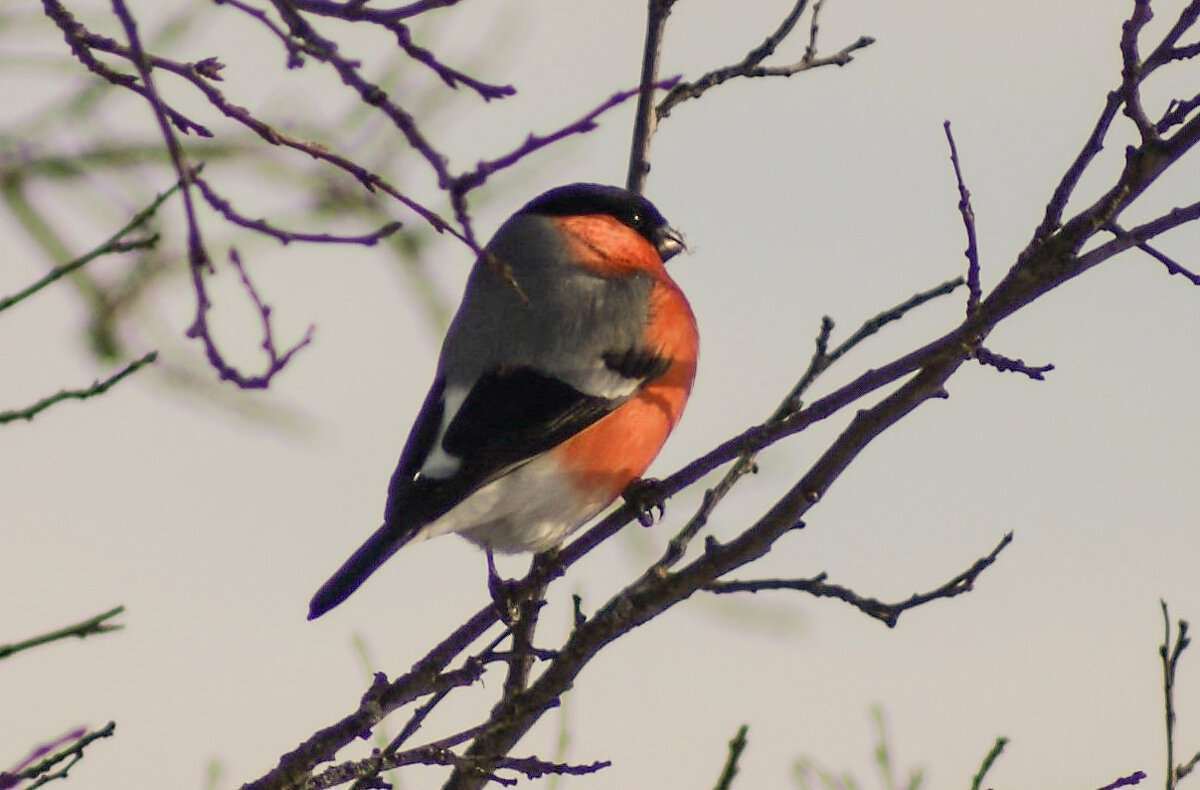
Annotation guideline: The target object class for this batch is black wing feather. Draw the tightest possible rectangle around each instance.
[308,360,653,620]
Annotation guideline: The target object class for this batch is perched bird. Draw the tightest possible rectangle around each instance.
[308,183,699,620]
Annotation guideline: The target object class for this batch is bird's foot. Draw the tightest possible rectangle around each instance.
[487,549,522,625]
[624,477,668,527]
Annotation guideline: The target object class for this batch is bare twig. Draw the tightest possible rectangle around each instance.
[704,533,1013,628]
[0,607,125,661]
[653,276,964,572]
[184,248,314,389]
[627,0,676,194]
[0,354,157,425]
[656,0,874,120]
[0,183,179,315]
[0,722,116,790]
[1094,770,1147,790]
[457,81,677,207]
[969,738,1007,790]
[302,744,609,790]
[712,725,749,790]
[288,0,515,100]
[943,121,981,314]
[1162,601,1194,790]
[1105,222,1200,285]
[975,347,1055,380]
[192,173,402,246]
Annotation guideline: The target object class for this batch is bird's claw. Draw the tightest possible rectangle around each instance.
[624,477,668,527]
[486,549,522,624]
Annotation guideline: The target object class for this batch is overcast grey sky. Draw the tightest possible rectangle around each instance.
[3,1,1199,788]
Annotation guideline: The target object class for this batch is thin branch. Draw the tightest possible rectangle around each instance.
[184,249,314,389]
[975,347,1055,380]
[1075,200,1200,274]
[704,533,1013,628]
[656,0,874,120]
[0,607,125,662]
[652,276,963,572]
[1094,771,1147,790]
[969,738,1007,790]
[264,0,450,183]
[0,722,116,790]
[1162,601,1193,790]
[0,354,158,425]
[41,0,212,136]
[1158,93,1200,134]
[305,744,608,790]
[1118,0,1159,144]
[192,173,402,246]
[943,121,981,314]
[626,0,675,194]
[1105,222,1200,285]
[457,80,676,202]
[712,725,749,790]
[288,0,516,100]
[239,606,500,790]
[0,183,179,315]
[1178,752,1200,782]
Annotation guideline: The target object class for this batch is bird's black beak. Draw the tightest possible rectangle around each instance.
[655,225,686,262]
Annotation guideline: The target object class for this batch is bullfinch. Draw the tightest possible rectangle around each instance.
[308,183,699,620]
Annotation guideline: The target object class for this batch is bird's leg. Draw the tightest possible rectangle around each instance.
[486,548,521,625]
[623,477,668,527]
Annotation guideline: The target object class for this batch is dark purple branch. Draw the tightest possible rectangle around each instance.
[943,121,982,314]
[288,0,516,100]
[1119,1,1159,144]
[1142,0,1200,72]
[627,0,676,194]
[264,0,452,184]
[294,0,469,23]
[651,277,963,573]
[306,746,608,790]
[185,250,315,389]
[1096,771,1147,790]
[1158,93,1200,134]
[459,80,678,199]
[41,0,213,136]
[1102,221,1200,285]
[705,532,1013,628]
[656,0,874,120]
[1076,201,1200,274]
[975,347,1055,380]
[213,0,308,68]
[1030,94,1123,244]
[193,173,402,246]
[110,0,317,389]
[239,607,500,790]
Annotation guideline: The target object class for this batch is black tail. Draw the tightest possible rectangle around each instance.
[307,523,410,619]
